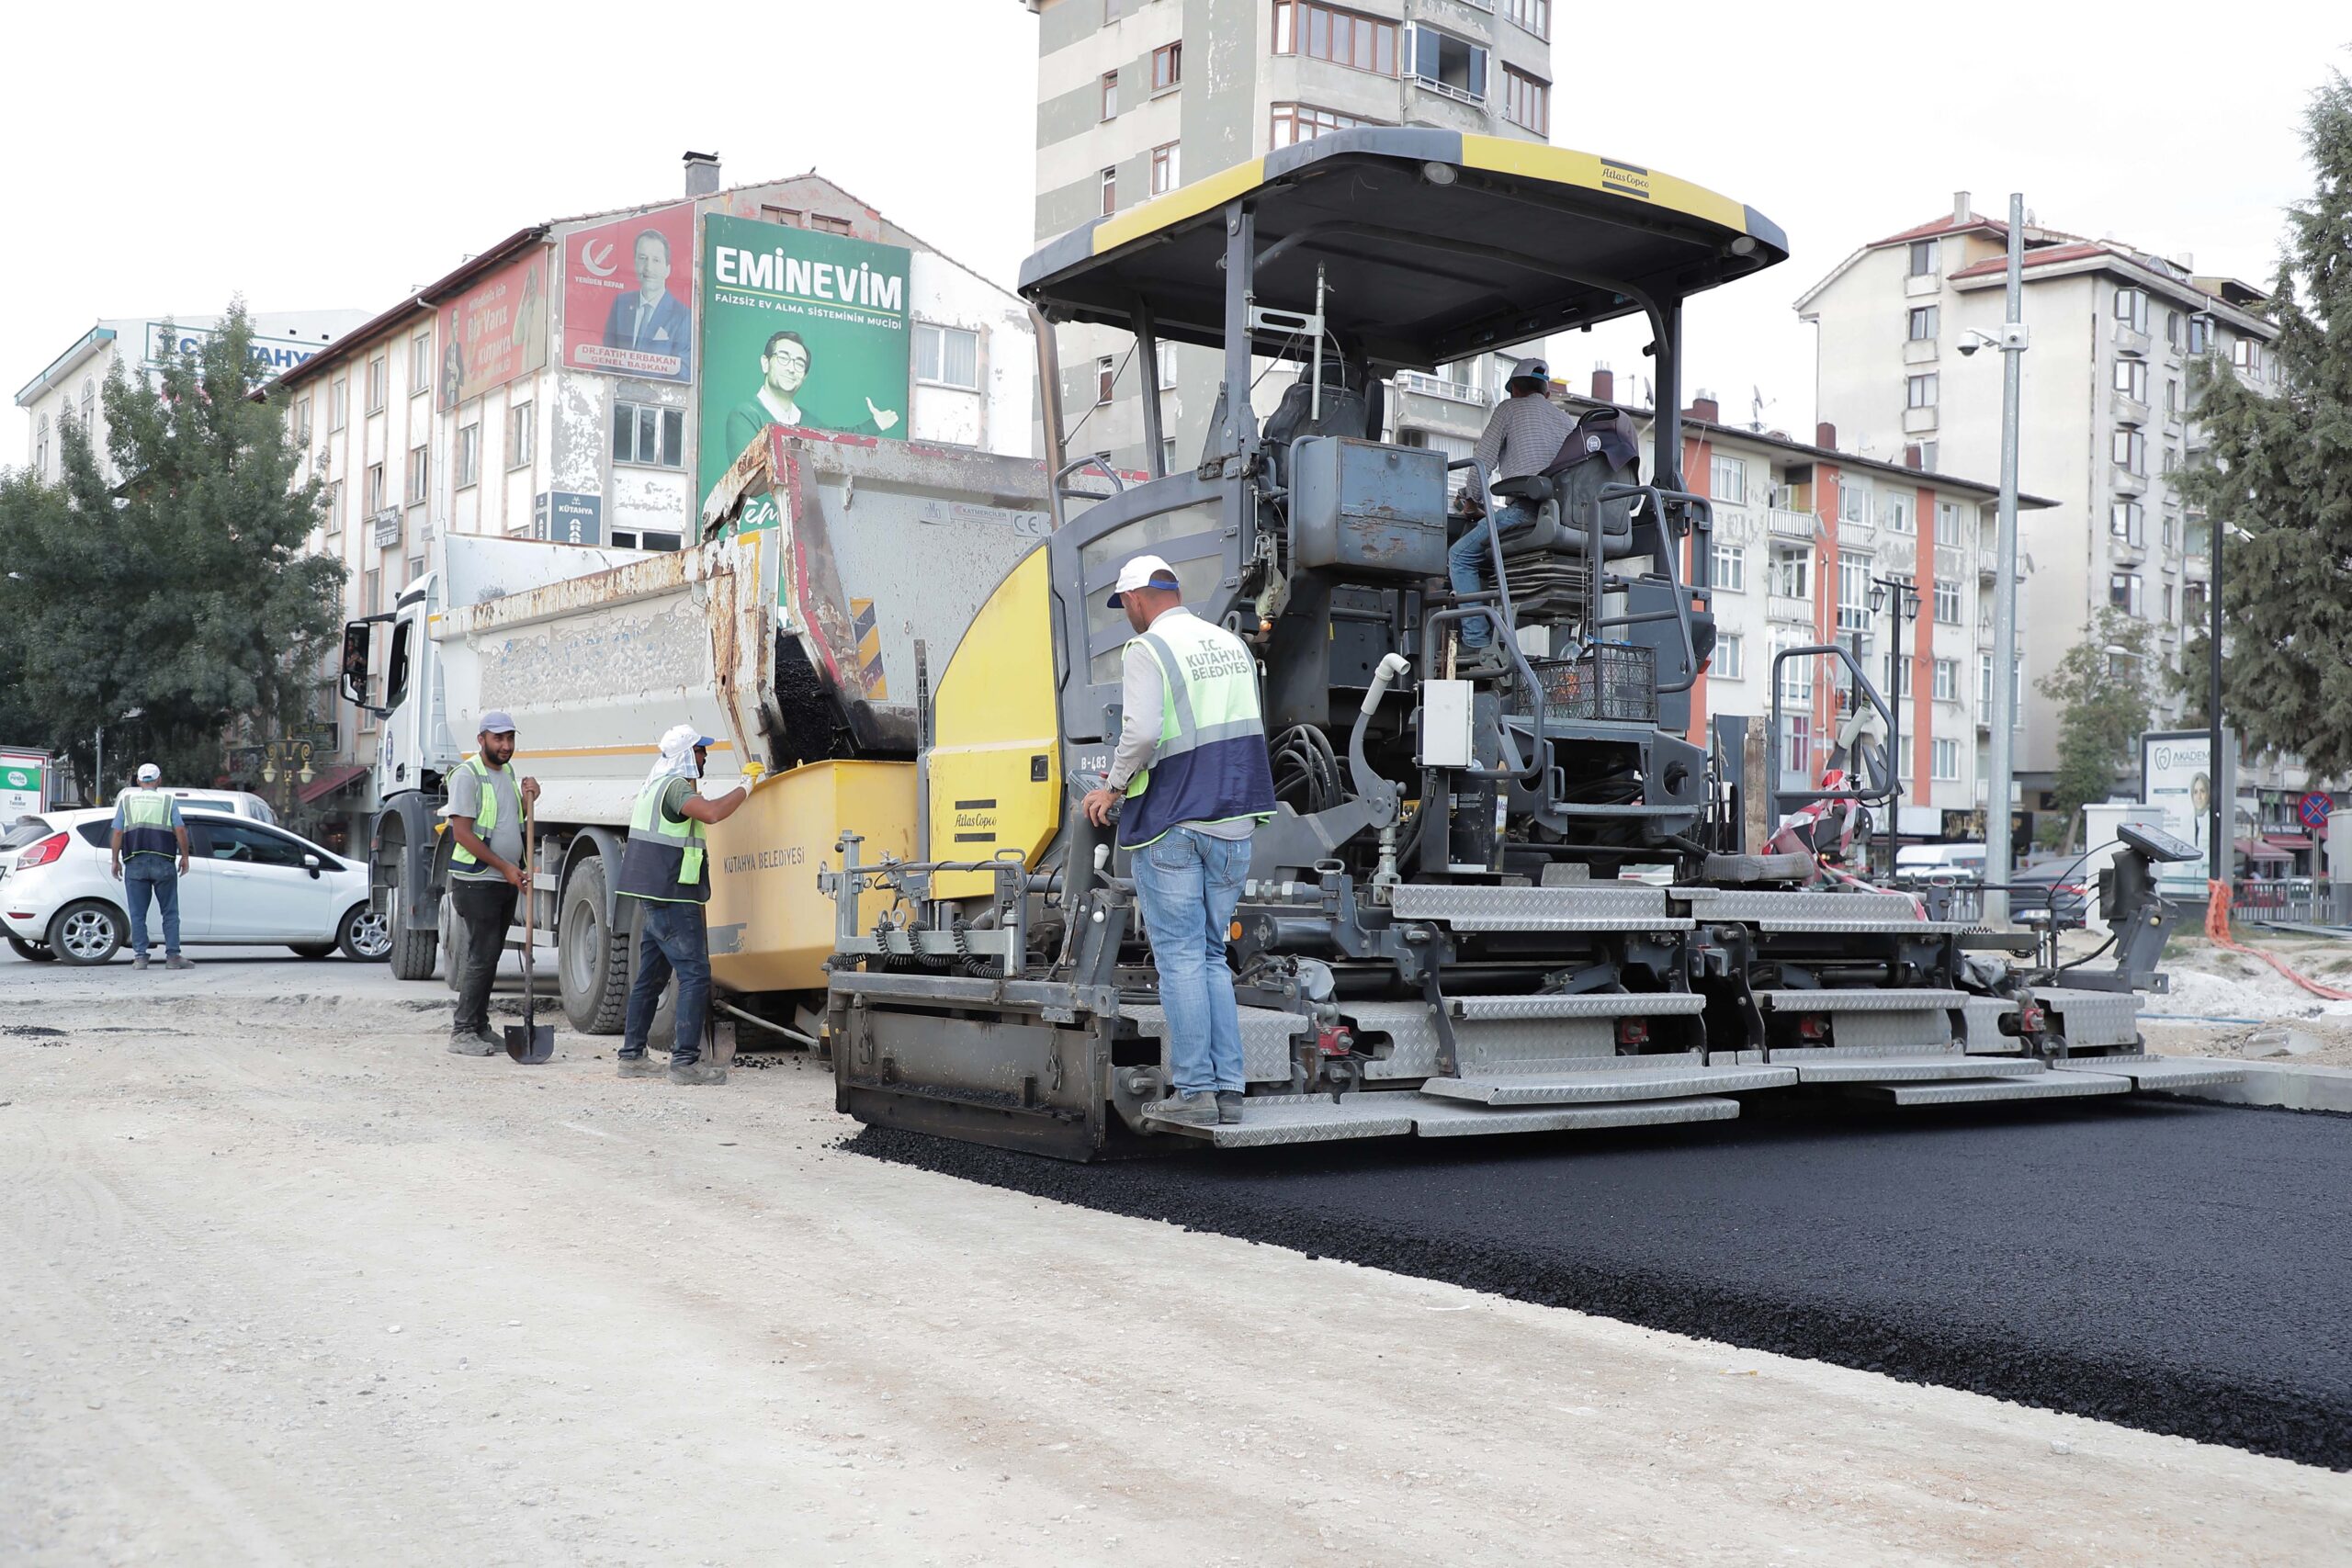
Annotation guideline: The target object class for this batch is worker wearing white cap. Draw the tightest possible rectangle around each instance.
[110,761,191,971]
[444,710,540,1055]
[615,724,752,1084]
[1080,555,1276,1129]
[1449,354,1573,652]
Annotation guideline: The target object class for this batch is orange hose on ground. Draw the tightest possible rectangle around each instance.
[2204,879,2352,1001]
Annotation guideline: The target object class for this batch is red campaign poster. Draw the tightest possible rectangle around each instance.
[436,252,549,411]
[562,202,695,383]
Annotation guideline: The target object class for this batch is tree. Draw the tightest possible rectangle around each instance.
[0,304,343,800]
[2037,610,2155,843]
[2174,67,2352,773]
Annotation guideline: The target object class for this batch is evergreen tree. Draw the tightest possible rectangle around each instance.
[2175,68,2352,772]
[0,304,342,799]
[2038,610,2155,843]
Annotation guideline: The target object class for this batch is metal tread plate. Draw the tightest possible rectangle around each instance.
[1127,1003,1307,1083]
[1772,1049,2049,1084]
[1407,1095,1742,1136]
[1420,1062,1798,1104]
[1387,884,1693,932]
[1753,988,1971,1014]
[2051,1055,2247,1089]
[1452,992,1709,1022]
[1677,887,1965,933]
[2032,987,2143,1047]
[1146,1091,1743,1147]
[1958,996,2023,1053]
[1856,1072,2134,1106]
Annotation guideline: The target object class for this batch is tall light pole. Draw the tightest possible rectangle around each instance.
[1981,193,2030,927]
[1869,574,1922,875]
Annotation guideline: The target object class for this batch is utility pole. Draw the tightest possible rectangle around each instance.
[1983,194,2029,928]
[2210,510,2226,896]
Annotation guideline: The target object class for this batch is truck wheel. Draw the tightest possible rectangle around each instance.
[560,856,631,1034]
[388,838,439,982]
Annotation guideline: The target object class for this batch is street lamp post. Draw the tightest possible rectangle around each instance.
[1976,194,2031,926]
[1870,576,1923,876]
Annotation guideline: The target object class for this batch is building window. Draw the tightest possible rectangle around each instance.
[1907,305,1939,341]
[80,378,95,429]
[1879,492,1914,534]
[2162,582,2176,622]
[2112,427,2146,474]
[1101,166,1117,217]
[2109,570,2143,616]
[1908,239,1939,277]
[2113,357,2149,401]
[1150,141,1182,196]
[1837,551,1872,633]
[2109,500,2144,547]
[1838,482,1869,525]
[1712,542,1746,592]
[1710,455,1747,506]
[455,423,481,489]
[294,395,312,444]
[1932,659,1958,703]
[1405,24,1487,102]
[34,414,50,475]
[1502,0,1550,39]
[1152,41,1182,92]
[809,213,854,236]
[1714,634,1744,681]
[1936,500,1962,538]
[507,400,534,468]
[408,444,429,499]
[2187,315,2213,355]
[1273,2,1398,76]
[329,375,348,431]
[410,332,432,392]
[913,322,981,390]
[1906,373,1939,410]
[325,479,343,536]
[366,462,386,513]
[2232,337,2264,377]
[1156,339,1179,391]
[2165,310,2182,348]
[1501,68,1549,134]
[1917,441,1939,471]
[1100,71,1119,120]
[2114,287,2150,333]
[1777,635,1815,705]
[1933,574,1962,626]
[1096,356,1116,405]
[760,205,803,228]
[1782,714,1813,775]
[2184,581,2208,624]
[613,401,685,468]
[1979,653,1994,711]
[1162,436,1178,476]
[1270,103,1376,146]
[1770,543,1810,600]
[1932,738,1960,781]
[366,355,387,413]
[2162,510,2179,550]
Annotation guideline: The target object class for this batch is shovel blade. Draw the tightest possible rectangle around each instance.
[504,1023,555,1064]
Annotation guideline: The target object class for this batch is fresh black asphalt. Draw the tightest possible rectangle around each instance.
[851,1096,2352,1469]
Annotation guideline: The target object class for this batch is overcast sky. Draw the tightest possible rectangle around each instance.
[4,1,2342,463]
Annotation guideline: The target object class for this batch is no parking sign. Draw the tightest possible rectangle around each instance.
[2300,791,2333,831]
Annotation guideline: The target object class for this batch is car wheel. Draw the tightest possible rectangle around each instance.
[6,933,56,963]
[288,942,337,959]
[559,855,631,1034]
[49,900,126,965]
[339,901,392,962]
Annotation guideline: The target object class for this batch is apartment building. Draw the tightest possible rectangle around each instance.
[267,157,1038,849]
[1795,194,2282,830]
[1023,0,1555,475]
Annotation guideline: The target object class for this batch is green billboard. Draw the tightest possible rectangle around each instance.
[697,215,912,506]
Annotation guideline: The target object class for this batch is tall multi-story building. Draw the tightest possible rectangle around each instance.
[1794,194,2282,835]
[15,309,367,481]
[1023,0,1556,475]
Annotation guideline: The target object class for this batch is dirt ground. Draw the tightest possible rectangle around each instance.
[2138,932,2352,1066]
[4,967,2347,1566]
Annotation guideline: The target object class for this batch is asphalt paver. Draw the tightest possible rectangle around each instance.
[852,1095,2352,1469]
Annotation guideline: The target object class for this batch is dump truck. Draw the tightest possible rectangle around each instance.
[340,429,1051,1036]
[815,129,2246,1157]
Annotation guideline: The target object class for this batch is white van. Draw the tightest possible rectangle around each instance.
[1895,841,1985,879]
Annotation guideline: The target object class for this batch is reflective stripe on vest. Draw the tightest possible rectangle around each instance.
[118,788,177,860]
[449,755,512,867]
[616,775,709,903]
[1116,613,1277,852]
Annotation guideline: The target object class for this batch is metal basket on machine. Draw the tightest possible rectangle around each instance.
[1532,642,1656,724]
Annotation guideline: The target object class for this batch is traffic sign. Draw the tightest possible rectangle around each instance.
[2300,791,2333,830]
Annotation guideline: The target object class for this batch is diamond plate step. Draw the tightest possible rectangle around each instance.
[1852,1072,2133,1106]
[1407,1095,1741,1137]
[2051,1055,2247,1090]
[1678,887,1969,933]
[1769,1044,2049,1083]
[2033,987,2143,1050]
[1387,884,1693,932]
[1420,1049,1797,1104]
[1753,988,1970,1013]
[1127,1002,1306,1083]
[1144,1091,1744,1147]
[1452,992,1708,1022]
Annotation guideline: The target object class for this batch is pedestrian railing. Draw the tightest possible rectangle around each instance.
[2233,877,2325,926]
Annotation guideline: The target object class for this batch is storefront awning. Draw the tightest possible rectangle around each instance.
[298,762,368,805]
[2266,833,2314,852]
[2235,837,2292,862]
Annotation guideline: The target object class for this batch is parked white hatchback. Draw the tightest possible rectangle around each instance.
[0,807,390,964]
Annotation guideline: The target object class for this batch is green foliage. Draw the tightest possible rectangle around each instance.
[0,304,343,799]
[2035,610,2155,842]
[2176,68,2352,773]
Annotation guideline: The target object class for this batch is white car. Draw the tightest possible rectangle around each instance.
[0,807,390,964]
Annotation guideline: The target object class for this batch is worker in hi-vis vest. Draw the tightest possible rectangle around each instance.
[443,711,541,1055]
[109,761,192,970]
[1081,554,1277,1130]
[615,724,751,1085]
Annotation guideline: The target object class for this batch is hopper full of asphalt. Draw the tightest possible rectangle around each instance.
[850,1096,2352,1470]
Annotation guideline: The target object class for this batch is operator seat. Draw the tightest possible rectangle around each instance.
[1489,405,1643,558]
[1200,365,1371,491]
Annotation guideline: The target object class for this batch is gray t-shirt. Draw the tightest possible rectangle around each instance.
[445,761,524,880]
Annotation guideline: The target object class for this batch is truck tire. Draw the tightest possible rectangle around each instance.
[560,856,631,1034]
[388,844,439,982]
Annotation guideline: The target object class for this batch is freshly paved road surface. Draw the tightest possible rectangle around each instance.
[854,1094,2352,1469]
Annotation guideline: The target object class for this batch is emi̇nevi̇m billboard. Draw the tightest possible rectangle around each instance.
[696,215,910,508]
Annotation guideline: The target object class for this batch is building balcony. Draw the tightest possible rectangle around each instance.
[2164,415,2186,440]
[1903,337,1939,367]
[1902,405,1939,435]
[2112,467,2149,497]
[1765,506,1815,539]
[1393,369,1491,409]
[2110,391,2149,425]
[2183,553,2210,582]
[2115,322,2152,357]
[1904,273,1940,299]
[1767,594,1815,626]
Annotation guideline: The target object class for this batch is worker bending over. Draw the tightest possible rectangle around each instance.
[616,725,749,1085]
[1082,555,1276,1128]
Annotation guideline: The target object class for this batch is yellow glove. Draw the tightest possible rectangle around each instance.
[741,762,767,790]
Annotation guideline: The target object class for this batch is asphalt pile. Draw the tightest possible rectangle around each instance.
[853,1096,2352,1470]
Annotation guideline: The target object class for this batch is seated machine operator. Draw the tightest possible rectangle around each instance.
[1446,355,1573,651]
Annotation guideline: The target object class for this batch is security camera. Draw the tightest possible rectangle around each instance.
[1957,339,1980,357]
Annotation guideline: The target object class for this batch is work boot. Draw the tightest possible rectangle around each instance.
[1149,1090,1219,1128]
[668,1058,726,1086]
[616,1053,662,1078]
[131,953,149,971]
[166,953,192,971]
[447,1028,503,1056]
[1216,1091,1244,1125]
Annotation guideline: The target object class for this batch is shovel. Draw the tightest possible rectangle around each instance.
[504,793,555,1064]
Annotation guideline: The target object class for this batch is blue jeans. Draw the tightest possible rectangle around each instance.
[1129,826,1251,1097]
[622,900,710,1066]
[1446,500,1538,649]
[122,858,181,957]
